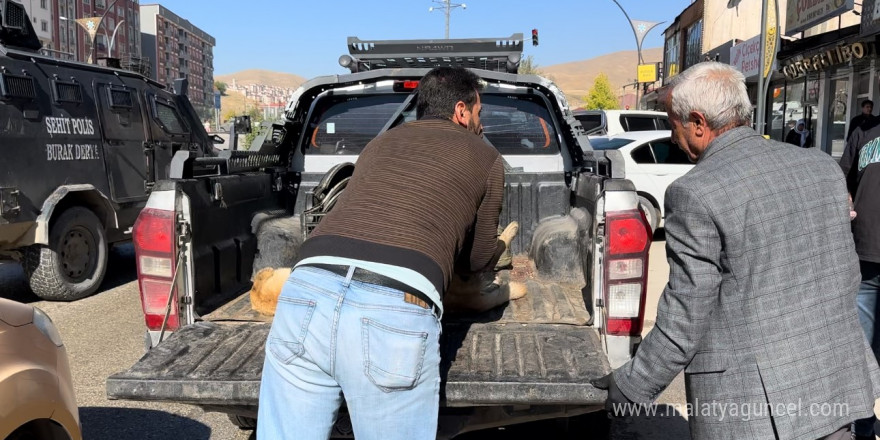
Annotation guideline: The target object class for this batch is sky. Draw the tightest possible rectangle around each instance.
[152,0,692,79]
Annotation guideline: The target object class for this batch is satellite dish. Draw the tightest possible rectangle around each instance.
[727,0,742,8]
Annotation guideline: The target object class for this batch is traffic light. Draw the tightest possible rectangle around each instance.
[532,29,538,46]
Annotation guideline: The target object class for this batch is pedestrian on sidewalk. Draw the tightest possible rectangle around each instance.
[841,116,880,440]
[785,118,812,148]
[848,99,875,142]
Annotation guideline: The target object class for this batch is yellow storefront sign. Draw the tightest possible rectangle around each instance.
[763,0,777,79]
[638,64,657,83]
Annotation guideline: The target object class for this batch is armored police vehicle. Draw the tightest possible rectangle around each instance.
[0,0,215,300]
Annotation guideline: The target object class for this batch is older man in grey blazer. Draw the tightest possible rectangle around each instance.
[594,62,880,440]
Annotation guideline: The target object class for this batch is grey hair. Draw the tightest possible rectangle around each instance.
[666,62,752,130]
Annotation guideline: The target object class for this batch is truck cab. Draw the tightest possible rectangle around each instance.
[107,35,651,438]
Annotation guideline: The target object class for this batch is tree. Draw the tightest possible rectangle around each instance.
[518,55,542,75]
[243,106,266,150]
[584,73,619,110]
[214,81,228,95]
[517,55,557,83]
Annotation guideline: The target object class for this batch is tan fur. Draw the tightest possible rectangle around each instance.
[444,221,527,314]
[249,267,291,316]
[249,222,526,316]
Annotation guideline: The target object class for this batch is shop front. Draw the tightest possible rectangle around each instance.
[774,26,878,159]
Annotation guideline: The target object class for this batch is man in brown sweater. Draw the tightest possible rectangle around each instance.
[258,67,505,440]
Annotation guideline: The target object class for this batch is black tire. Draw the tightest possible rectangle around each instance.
[637,196,660,235]
[23,207,108,301]
[228,414,256,430]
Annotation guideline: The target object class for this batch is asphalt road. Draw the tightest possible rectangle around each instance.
[0,239,689,440]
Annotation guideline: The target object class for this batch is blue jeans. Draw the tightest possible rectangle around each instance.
[855,261,880,437]
[257,265,442,440]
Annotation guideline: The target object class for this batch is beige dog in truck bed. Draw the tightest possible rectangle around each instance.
[249,222,527,316]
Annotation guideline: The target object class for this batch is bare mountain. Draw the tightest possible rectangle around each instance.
[542,47,663,107]
[215,69,306,90]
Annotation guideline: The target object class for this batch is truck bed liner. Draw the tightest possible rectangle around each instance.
[203,256,591,326]
[106,321,609,407]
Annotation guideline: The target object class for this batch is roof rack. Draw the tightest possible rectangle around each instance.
[339,34,524,74]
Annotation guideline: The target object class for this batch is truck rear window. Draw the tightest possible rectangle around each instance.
[308,95,407,155]
[305,91,560,156]
[481,95,559,155]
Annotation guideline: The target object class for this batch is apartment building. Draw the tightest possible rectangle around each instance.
[21,0,142,62]
[140,4,215,120]
[19,0,53,50]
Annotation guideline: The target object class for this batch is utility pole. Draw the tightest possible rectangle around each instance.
[429,0,466,39]
[756,0,779,135]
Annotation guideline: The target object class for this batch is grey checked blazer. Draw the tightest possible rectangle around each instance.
[614,127,880,440]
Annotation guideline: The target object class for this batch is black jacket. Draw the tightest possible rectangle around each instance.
[841,118,880,263]
[785,128,812,148]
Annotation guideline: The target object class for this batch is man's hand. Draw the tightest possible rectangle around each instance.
[849,194,857,221]
[591,373,634,417]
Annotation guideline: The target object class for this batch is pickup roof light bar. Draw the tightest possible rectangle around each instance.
[339,34,524,74]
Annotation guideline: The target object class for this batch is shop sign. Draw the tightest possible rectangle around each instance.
[786,0,854,36]
[781,41,874,79]
[731,34,764,79]
[637,64,657,83]
[764,0,778,79]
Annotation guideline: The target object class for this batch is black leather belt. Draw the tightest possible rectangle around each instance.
[300,263,439,314]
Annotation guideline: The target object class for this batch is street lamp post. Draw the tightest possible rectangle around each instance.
[108,19,125,56]
[91,0,124,62]
[610,0,663,110]
[63,0,124,64]
[755,0,780,136]
[428,0,466,39]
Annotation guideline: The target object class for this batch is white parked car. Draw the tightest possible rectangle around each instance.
[573,109,670,136]
[587,130,693,232]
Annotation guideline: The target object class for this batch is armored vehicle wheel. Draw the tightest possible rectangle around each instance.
[23,207,108,301]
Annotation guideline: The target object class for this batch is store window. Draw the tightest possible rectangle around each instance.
[684,20,703,70]
[829,76,850,158]
[775,77,819,149]
[770,84,786,142]
[664,33,679,79]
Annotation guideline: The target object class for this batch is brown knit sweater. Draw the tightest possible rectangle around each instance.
[298,118,506,295]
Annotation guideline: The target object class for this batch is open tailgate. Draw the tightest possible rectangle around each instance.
[107,321,610,407]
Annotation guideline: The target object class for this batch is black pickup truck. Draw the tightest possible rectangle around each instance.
[106,36,652,438]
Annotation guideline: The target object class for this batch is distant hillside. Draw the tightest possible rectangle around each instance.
[542,47,663,108]
[215,69,307,90]
[219,90,259,120]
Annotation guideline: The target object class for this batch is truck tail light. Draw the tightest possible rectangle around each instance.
[605,210,651,337]
[133,207,179,332]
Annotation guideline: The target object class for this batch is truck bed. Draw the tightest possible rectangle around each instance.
[106,258,609,407]
[202,257,591,326]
